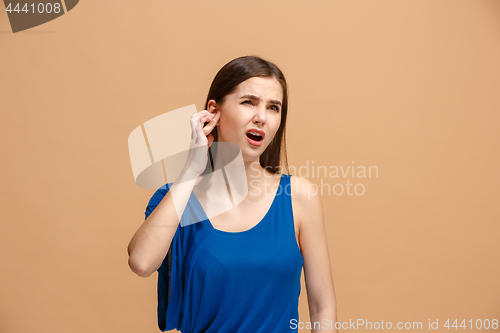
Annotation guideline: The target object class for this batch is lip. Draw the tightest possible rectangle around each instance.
[246,128,265,139]
[246,128,265,147]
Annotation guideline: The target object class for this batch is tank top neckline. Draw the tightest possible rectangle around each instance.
[205,173,285,235]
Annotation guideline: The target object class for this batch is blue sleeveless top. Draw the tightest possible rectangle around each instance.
[144,174,304,333]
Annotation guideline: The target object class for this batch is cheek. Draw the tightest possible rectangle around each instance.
[219,115,238,139]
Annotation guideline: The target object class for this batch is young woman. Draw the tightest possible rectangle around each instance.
[128,56,338,332]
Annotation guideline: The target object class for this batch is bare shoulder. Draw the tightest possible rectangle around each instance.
[288,175,324,230]
[289,175,319,201]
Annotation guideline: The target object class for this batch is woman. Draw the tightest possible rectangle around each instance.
[128,56,338,332]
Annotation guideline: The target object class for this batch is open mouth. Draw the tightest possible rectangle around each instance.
[246,132,263,142]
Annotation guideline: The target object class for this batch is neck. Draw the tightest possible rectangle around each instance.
[210,143,279,196]
[243,159,280,198]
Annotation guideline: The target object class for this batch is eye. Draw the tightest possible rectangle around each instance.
[270,105,280,112]
[242,100,254,105]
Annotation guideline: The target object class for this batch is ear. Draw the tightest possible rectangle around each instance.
[207,99,217,116]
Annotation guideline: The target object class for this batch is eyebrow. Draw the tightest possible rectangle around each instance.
[240,94,282,106]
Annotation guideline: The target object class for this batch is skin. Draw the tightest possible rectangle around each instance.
[201,76,285,230]
[200,76,338,332]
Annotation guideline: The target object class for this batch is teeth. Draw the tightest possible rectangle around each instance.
[248,132,262,136]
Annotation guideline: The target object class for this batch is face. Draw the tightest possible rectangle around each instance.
[208,77,283,162]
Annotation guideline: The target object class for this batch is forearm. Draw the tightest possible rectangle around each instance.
[127,168,198,277]
[310,308,338,333]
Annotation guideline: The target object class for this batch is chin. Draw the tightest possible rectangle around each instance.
[235,138,267,162]
[241,152,260,162]
[241,148,262,162]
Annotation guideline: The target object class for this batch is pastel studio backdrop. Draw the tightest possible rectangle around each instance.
[1,1,499,332]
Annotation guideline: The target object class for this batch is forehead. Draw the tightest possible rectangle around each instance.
[232,77,283,102]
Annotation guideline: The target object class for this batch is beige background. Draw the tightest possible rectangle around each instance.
[1,0,499,332]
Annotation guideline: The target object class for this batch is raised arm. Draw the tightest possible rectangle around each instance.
[127,168,197,277]
[127,108,220,277]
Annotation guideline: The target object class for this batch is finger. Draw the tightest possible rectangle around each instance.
[194,121,207,145]
[207,133,214,148]
[203,113,214,124]
[212,110,220,126]
[192,110,209,118]
[190,117,207,145]
[191,111,211,127]
[190,117,197,140]
[202,115,218,135]
[191,111,212,144]
[190,116,200,142]
[191,113,207,125]
[210,110,220,121]
[190,112,211,131]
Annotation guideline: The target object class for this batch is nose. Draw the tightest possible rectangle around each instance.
[252,104,267,126]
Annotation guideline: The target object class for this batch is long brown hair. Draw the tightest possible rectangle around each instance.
[203,55,289,175]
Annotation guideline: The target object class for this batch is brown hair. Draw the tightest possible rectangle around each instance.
[203,55,289,175]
